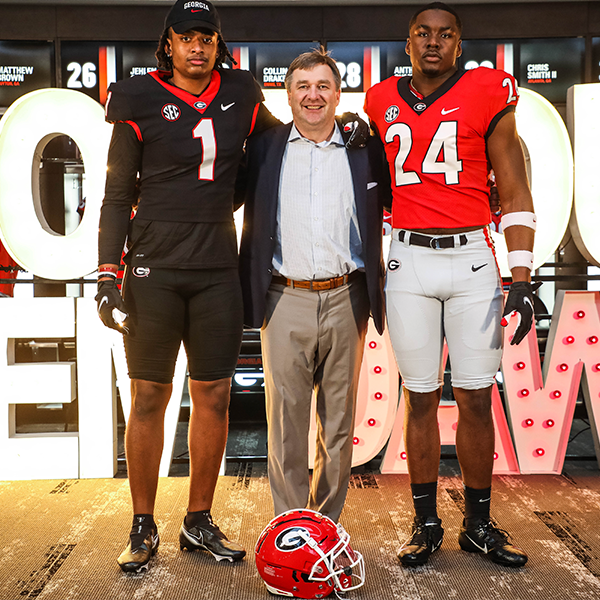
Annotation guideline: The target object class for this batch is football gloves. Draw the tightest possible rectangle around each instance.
[501,281,541,346]
[95,278,130,335]
[339,112,370,149]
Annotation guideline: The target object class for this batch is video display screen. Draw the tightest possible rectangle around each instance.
[327,42,410,91]
[226,42,317,89]
[0,41,54,108]
[518,38,584,104]
[122,42,158,79]
[61,42,120,104]
[591,37,600,83]
[460,40,515,75]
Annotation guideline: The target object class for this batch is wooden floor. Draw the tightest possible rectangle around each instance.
[3,460,600,600]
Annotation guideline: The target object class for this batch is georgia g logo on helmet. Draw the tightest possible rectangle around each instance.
[275,527,310,552]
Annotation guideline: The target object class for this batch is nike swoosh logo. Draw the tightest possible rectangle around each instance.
[479,497,491,503]
[183,527,204,544]
[221,102,235,111]
[191,9,203,12]
[523,297,533,310]
[99,296,109,310]
[471,263,487,272]
[441,107,460,115]
[412,494,429,499]
[466,534,488,553]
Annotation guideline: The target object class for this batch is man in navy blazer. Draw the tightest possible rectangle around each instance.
[238,49,390,523]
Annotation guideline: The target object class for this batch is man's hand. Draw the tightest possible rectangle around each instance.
[339,112,369,149]
[95,278,130,334]
[501,281,541,345]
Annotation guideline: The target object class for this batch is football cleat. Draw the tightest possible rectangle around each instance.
[117,523,159,573]
[397,516,444,566]
[458,519,528,567]
[179,514,246,562]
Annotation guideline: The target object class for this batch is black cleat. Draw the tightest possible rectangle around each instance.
[117,523,159,573]
[179,514,246,562]
[459,519,528,567]
[397,516,444,566]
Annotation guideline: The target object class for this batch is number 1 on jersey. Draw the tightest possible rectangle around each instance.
[193,118,216,181]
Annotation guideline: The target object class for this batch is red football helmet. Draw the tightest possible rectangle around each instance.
[255,509,365,599]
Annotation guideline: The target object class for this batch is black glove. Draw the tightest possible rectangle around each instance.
[95,278,130,334]
[339,112,369,149]
[501,281,541,345]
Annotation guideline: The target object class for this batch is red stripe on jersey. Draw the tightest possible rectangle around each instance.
[149,69,222,113]
[99,46,108,105]
[105,91,112,117]
[247,103,260,136]
[483,226,502,278]
[232,47,241,69]
[125,120,143,142]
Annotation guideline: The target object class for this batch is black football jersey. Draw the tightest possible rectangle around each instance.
[105,68,265,223]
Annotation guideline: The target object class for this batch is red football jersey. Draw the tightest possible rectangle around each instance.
[364,68,519,230]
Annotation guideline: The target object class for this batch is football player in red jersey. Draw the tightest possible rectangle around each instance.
[365,2,534,567]
[95,0,280,573]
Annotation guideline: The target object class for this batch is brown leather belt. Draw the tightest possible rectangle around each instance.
[271,270,361,291]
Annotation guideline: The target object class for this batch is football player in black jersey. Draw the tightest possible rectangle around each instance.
[96,0,280,573]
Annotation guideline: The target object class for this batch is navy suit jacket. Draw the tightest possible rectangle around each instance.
[239,121,390,335]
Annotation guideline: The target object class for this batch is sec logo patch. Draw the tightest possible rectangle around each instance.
[384,105,399,123]
[388,259,401,271]
[162,104,180,121]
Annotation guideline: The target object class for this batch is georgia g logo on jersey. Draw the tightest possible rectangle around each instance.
[162,103,181,121]
[385,105,400,123]
[275,527,310,552]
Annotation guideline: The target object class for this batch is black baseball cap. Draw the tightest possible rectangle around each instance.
[165,0,221,35]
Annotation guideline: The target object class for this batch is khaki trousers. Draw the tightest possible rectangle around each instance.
[261,275,369,522]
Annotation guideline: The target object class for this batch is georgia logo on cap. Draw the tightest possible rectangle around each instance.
[183,1,210,11]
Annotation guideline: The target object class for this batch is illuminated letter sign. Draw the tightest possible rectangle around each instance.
[568,83,600,266]
[492,88,574,277]
[0,298,77,480]
[308,322,399,468]
[0,89,112,279]
[501,291,600,474]
[380,346,520,475]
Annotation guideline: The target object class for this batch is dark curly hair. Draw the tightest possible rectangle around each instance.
[155,27,236,72]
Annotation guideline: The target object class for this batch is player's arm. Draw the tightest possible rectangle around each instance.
[487,111,537,345]
[96,122,142,334]
[250,102,282,136]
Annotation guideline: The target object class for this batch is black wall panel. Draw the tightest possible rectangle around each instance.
[0,2,599,42]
